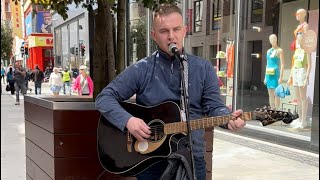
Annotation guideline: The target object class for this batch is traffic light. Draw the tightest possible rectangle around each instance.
[70,47,75,54]
[80,44,85,57]
[24,47,28,55]
[75,47,79,56]
[20,46,25,56]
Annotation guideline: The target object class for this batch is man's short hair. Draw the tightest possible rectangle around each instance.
[153,3,182,23]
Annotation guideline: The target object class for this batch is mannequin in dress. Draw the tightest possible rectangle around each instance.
[287,33,311,129]
[264,34,284,109]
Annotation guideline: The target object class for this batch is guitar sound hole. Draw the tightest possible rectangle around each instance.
[148,120,165,142]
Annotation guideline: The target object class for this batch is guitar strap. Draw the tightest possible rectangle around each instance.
[180,59,188,122]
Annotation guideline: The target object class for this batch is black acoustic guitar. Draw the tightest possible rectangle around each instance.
[97,101,298,176]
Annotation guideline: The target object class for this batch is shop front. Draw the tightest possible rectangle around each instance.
[180,0,319,152]
[26,33,54,71]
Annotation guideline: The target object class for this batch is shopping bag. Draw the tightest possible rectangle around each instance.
[275,84,285,98]
[285,87,291,96]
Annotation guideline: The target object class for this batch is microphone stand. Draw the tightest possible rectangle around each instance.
[175,53,197,180]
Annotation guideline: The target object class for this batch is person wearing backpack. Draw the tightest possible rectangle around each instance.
[6,67,15,95]
[31,65,44,95]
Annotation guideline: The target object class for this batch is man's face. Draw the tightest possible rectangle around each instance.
[151,12,187,55]
[15,62,20,68]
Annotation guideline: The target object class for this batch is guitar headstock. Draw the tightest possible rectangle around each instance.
[254,106,299,126]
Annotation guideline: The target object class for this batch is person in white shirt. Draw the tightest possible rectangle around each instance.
[49,67,63,95]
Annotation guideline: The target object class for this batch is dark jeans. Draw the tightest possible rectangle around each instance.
[63,81,71,95]
[14,81,27,102]
[8,81,15,95]
[136,156,206,180]
[35,81,42,95]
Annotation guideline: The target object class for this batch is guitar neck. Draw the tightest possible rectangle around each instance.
[164,112,254,134]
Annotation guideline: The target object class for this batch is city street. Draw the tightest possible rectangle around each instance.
[1,83,319,180]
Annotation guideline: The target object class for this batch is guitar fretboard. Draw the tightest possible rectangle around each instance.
[164,112,253,135]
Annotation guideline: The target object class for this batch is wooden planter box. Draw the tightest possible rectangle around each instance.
[24,96,213,180]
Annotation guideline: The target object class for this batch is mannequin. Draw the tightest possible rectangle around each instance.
[291,9,309,51]
[264,34,284,109]
[290,9,309,74]
[287,33,311,129]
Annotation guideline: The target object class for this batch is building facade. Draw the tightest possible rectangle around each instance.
[51,4,90,74]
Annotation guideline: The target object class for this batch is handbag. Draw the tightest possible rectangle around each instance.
[285,87,291,96]
[290,40,296,51]
[5,84,10,91]
[265,68,275,75]
[275,84,285,98]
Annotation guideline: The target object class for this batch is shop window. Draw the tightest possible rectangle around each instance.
[212,0,221,30]
[194,0,203,32]
[251,0,263,23]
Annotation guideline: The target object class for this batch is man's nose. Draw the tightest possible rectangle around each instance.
[168,30,175,40]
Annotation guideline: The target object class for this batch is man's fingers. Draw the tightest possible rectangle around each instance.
[232,109,243,118]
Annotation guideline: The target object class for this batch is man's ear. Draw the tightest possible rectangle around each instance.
[151,30,157,44]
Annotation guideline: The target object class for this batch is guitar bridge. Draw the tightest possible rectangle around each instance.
[127,132,133,152]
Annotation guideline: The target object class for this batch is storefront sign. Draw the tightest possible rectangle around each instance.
[11,1,22,38]
[28,36,54,47]
[302,30,317,53]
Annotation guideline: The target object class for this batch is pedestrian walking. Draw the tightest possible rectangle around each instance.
[61,67,72,95]
[13,62,27,105]
[72,65,93,96]
[49,67,63,95]
[31,65,44,95]
[6,67,15,95]
[1,65,6,84]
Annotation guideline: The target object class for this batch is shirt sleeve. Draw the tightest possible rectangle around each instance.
[95,63,145,132]
[201,61,231,128]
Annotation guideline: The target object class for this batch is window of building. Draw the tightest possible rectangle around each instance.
[192,46,203,58]
[5,3,10,12]
[194,0,203,32]
[212,0,221,30]
[223,0,235,16]
[251,0,263,23]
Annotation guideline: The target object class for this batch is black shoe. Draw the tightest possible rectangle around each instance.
[15,102,20,105]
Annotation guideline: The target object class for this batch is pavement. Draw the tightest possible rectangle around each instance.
[1,82,319,180]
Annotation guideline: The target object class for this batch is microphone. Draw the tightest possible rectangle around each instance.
[168,43,181,57]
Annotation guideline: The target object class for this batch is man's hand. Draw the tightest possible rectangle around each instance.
[227,109,246,131]
[126,117,151,142]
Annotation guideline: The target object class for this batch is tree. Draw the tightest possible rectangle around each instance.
[1,22,14,64]
[26,0,178,97]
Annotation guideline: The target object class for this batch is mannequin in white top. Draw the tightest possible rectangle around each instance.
[264,34,284,109]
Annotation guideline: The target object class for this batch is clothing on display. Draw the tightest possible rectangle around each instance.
[265,48,280,89]
[226,41,234,78]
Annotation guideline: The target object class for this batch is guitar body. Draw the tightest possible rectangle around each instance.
[97,101,184,176]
